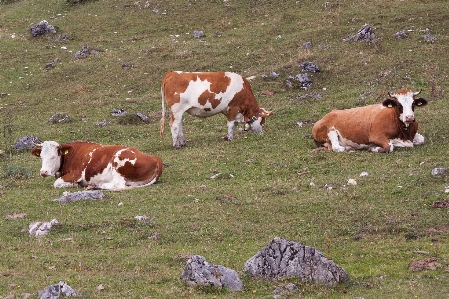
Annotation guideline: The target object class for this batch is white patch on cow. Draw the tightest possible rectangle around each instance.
[88,162,127,191]
[114,149,137,168]
[39,141,61,177]
[413,133,425,145]
[176,72,244,118]
[390,138,413,148]
[391,90,416,125]
[339,136,369,150]
[327,128,346,152]
[249,117,263,134]
[54,177,76,188]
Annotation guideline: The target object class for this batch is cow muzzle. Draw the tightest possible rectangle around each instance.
[40,170,50,177]
[404,115,415,122]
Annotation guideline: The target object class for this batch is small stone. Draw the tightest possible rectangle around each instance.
[348,179,357,185]
[181,255,243,291]
[431,168,447,175]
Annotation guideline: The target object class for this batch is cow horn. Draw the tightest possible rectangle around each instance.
[414,89,422,96]
[33,142,43,148]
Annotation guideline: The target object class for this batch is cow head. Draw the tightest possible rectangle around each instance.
[31,141,63,177]
[244,108,274,132]
[383,89,427,126]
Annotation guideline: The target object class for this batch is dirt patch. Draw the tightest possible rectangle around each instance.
[431,200,449,208]
[408,257,446,271]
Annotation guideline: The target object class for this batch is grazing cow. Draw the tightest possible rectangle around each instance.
[31,141,163,190]
[160,71,273,149]
[312,89,427,153]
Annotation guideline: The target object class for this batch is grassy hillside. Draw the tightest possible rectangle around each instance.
[1,0,449,298]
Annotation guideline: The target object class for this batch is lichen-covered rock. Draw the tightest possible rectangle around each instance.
[14,136,41,150]
[53,190,104,204]
[30,20,56,37]
[38,281,80,299]
[181,255,243,291]
[29,219,58,237]
[244,237,348,285]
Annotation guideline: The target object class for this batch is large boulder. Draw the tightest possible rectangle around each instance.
[244,237,349,285]
[181,255,243,291]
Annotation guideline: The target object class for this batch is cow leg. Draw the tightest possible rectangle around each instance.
[390,138,414,148]
[413,133,425,145]
[223,120,237,141]
[368,138,392,153]
[327,129,346,152]
[169,111,187,149]
[53,177,77,188]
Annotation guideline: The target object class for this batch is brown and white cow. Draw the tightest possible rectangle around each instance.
[160,71,273,149]
[312,89,427,153]
[32,141,163,190]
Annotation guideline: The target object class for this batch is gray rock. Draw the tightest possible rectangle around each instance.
[193,30,205,38]
[75,45,100,58]
[393,30,409,39]
[94,120,110,126]
[431,168,447,175]
[344,24,376,44]
[38,281,80,299]
[270,71,280,79]
[293,73,312,89]
[14,136,41,150]
[300,61,320,73]
[423,34,436,42]
[49,113,71,124]
[53,190,104,204]
[181,255,243,291]
[302,41,312,49]
[31,20,56,37]
[136,112,149,121]
[244,237,349,285]
[111,109,127,116]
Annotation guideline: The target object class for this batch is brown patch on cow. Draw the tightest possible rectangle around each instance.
[197,90,222,109]
[394,88,412,96]
[198,72,231,94]
[430,200,449,208]
[408,257,444,271]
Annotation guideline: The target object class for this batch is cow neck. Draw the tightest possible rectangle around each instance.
[57,145,75,177]
[395,113,414,141]
[57,152,66,177]
[245,109,260,125]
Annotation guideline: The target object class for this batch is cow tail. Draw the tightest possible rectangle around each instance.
[160,85,166,138]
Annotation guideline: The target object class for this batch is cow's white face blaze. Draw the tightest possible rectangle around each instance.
[246,108,273,133]
[387,90,427,126]
[38,141,61,177]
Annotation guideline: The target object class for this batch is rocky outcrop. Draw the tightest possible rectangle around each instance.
[244,237,348,285]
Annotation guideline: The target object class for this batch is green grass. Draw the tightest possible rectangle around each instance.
[1,0,449,298]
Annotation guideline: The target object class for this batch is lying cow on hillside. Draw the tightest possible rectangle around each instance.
[32,141,163,190]
[312,89,427,153]
[160,71,273,149]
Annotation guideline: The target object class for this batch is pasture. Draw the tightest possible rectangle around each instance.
[1,0,449,298]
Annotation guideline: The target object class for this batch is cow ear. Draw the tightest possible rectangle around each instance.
[31,148,41,157]
[414,98,427,107]
[382,99,397,108]
[58,145,71,156]
[259,108,273,117]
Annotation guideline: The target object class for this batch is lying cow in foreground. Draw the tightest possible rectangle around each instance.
[160,71,273,149]
[32,141,163,190]
[312,89,427,153]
